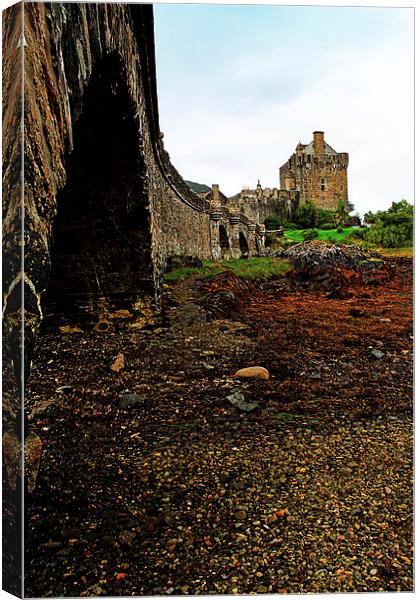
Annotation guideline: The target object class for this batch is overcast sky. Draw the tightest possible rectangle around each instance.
[154,3,414,216]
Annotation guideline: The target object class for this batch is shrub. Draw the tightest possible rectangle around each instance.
[279,239,298,249]
[265,233,276,247]
[284,222,299,230]
[350,228,366,240]
[336,226,343,233]
[363,200,413,248]
[317,209,336,225]
[319,222,336,230]
[264,214,283,230]
[325,235,337,244]
[303,228,319,240]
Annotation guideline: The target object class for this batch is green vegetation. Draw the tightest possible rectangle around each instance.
[164,263,225,282]
[283,222,300,230]
[285,227,354,243]
[362,200,413,248]
[317,208,336,226]
[295,200,318,229]
[164,257,291,283]
[318,222,336,230]
[264,214,283,230]
[335,199,348,228]
[264,232,277,247]
[302,228,319,240]
[293,199,352,230]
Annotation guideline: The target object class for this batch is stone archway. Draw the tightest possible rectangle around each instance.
[219,224,230,258]
[43,54,153,316]
[239,231,249,258]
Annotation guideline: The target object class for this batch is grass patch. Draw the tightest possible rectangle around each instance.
[164,264,225,282]
[367,246,413,258]
[164,257,291,283]
[284,227,355,243]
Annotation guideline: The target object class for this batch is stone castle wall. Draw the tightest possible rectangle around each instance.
[2,2,263,386]
[231,187,300,227]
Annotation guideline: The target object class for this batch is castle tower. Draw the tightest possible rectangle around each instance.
[279,131,349,211]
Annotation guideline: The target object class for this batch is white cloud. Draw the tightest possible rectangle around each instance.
[158,14,413,216]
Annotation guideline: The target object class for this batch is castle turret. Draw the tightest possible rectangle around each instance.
[295,142,304,157]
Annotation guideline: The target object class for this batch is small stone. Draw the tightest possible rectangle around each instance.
[59,325,83,333]
[384,486,392,495]
[349,308,365,318]
[56,385,73,394]
[234,511,247,520]
[24,433,43,494]
[110,353,125,372]
[2,431,20,490]
[234,366,269,380]
[109,309,132,319]
[370,568,378,576]
[227,392,259,413]
[29,400,59,420]
[119,530,136,545]
[370,349,384,359]
[118,393,146,409]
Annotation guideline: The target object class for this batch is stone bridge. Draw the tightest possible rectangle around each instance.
[2,2,264,386]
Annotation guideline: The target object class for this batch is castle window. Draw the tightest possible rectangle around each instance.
[321,178,326,191]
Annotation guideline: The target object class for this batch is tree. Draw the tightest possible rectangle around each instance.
[295,200,318,229]
[317,208,336,226]
[363,200,413,248]
[335,199,348,228]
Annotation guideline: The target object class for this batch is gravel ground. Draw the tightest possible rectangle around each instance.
[23,256,413,596]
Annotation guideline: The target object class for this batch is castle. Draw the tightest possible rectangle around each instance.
[280,131,349,211]
[227,131,349,224]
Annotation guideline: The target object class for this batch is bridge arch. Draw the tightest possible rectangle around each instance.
[219,224,231,258]
[43,54,154,316]
[239,231,249,258]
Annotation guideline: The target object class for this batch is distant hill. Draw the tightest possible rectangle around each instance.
[185,180,211,194]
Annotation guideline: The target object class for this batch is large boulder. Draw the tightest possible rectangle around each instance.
[276,241,388,292]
